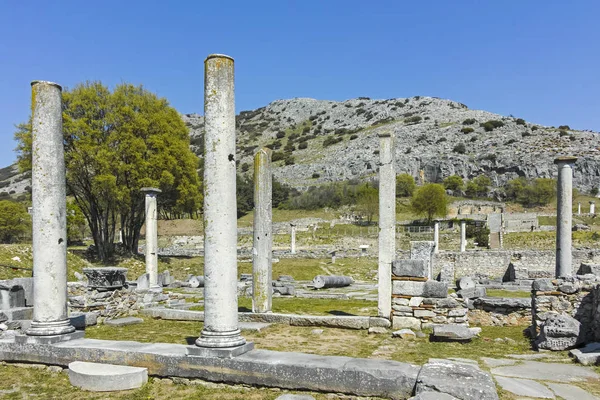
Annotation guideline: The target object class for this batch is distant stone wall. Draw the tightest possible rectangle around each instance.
[431,249,600,280]
[503,213,539,233]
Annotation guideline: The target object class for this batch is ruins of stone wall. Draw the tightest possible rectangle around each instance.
[531,277,598,343]
[392,295,468,330]
[468,297,532,326]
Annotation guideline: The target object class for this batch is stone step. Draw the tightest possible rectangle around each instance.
[68,361,148,391]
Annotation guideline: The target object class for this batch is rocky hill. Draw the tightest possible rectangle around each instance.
[2,96,599,197]
[183,96,600,193]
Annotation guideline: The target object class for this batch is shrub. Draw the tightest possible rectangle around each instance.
[405,116,422,124]
[271,152,285,162]
[323,136,343,147]
[558,125,571,130]
[0,200,30,243]
[505,139,517,145]
[443,175,463,191]
[396,174,416,197]
[350,134,358,140]
[592,187,599,196]
[480,120,504,132]
[531,126,539,131]
[465,175,491,198]
[311,173,320,179]
[461,127,474,134]
[559,130,569,137]
[469,136,477,142]
[462,118,477,125]
[284,155,295,165]
[241,162,249,173]
[522,131,531,138]
[436,138,447,144]
[276,131,286,139]
[515,118,526,125]
[466,224,490,247]
[298,142,308,150]
[453,143,466,154]
[302,126,310,134]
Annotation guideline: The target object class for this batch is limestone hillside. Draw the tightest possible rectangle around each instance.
[184,96,600,193]
[2,96,599,196]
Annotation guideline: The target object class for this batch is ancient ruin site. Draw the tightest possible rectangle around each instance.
[1,3,600,400]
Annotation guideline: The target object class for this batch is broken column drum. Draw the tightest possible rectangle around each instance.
[313,275,354,289]
[141,187,161,290]
[196,54,247,349]
[459,220,466,252]
[378,131,395,318]
[252,148,272,313]
[27,81,76,336]
[555,156,577,278]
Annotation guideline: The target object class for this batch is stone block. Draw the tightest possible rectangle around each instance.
[578,263,600,276]
[276,395,316,400]
[431,325,475,342]
[438,264,454,285]
[392,329,416,340]
[569,342,600,365]
[410,241,435,279]
[392,281,426,296]
[3,307,32,321]
[392,259,427,278]
[136,273,150,290]
[448,308,468,317]
[424,281,448,298]
[532,278,554,292]
[457,276,475,290]
[409,297,424,307]
[507,263,529,281]
[414,309,435,318]
[369,317,391,328]
[457,286,486,299]
[392,316,421,330]
[415,360,498,400]
[535,313,581,351]
[186,342,255,358]
[68,361,148,391]
[104,317,144,327]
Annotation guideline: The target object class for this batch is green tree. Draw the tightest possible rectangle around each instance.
[67,200,87,244]
[505,177,527,201]
[356,183,379,224]
[396,173,416,197]
[15,82,201,262]
[411,184,447,222]
[519,178,556,207]
[465,175,492,198]
[0,200,30,243]
[443,175,464,192]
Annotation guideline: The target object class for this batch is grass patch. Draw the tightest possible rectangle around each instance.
[485,289,531,298]
[537,216,556,226]
[189,297,377,316]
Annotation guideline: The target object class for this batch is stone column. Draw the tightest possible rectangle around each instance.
[590,201,596,215]
[555,156,577,278]
[193,54,249,354]
[460,220,466,252]
[378,132,395,319]
[433,220,440,253]
[578,202,581,215]
[141,187,161,291]
[290,224,296,254]
[26,81,76,338]
[252,148,272,313]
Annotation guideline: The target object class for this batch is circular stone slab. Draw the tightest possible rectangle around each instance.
[68,361,148,391]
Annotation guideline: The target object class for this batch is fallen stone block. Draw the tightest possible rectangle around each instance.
[392,316,421,331]
[457,276,475,290]
[415,360,498,399]
[104,317,144,327]
[392,259,428,278]
[494,376,554,399]
[275,395,315,400]
[578,262,600,276]
[68,361,148,391]
[532,278,554,291]
[535,314,581,351]
[431,325,475,342]
[424,280,448,298]
[312,275,353,289]
[392,329,416,340]
[569,342,600,365]
[457,286,486,299]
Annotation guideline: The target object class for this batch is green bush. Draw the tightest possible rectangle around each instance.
[443,175,464,191]
[462,118,477,125]
[276,131,286,139]
[396,174,416,197]
[405,116,422,124]
[531,126,539,131]
[559,130,569,137]
[323,136,343,147]
[505,177,556,207]
[461,127,474,134]
[481,120,504,132]
[311,173,320,179]
[453,143,466,154]
[466,224,490,247]
[298,142,308,149]
[558,125,570,130]
[271,152,285,162]
[411,184,448,221]
[515,118,526,125]
[591,187,599,196]
[0,200,30,243]
[465,175,492,198]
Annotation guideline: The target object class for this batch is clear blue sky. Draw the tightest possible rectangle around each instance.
[1,1,599,166]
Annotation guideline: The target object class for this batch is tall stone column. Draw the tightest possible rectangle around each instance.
[142,187,161,291]
[378,132,395,319]
[192,54,250,355]
[460,220,466,252]
[433,220,440,253]
[252,148,272,313]
[555,156,577,278]
[590,201,596,215]
[26,81,76,338]
[290,224,296,254]
[578,202,581,215]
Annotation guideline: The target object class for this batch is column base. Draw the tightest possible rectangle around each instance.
[148,285,163,293]
[26,319,76,337]
[187,341,254,358]
[17,330,84,344]
[195,328,247,349]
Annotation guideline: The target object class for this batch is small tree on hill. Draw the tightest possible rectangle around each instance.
[443,175,464,192]
[0,200,29,243]
[396,173,416,197]
[356,184,379,225]
[411,184,447,222]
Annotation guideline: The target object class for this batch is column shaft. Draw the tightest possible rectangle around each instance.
[555,157,577,278]
[433,221,440,253]
[291,225,296,254]
[197,54,245,348]
[460,221,466,252]
[252,148,272,313]
[142,188,161,290]
[27,81,75,336]
[378,132,395,319]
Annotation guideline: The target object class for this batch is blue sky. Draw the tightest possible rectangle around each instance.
[1,1,599,165]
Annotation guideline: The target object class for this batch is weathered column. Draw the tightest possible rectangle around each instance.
[433,220,440,253]
[555,156,577,278]
[192,54,249,354]
[590,201,596,215]
[460,220,466,252]
[378,132,395,319]
[26,81,76,338]
[290,224,296,254]
[252,148,272,313]
[577,202,581,215]
[142,187,161,291]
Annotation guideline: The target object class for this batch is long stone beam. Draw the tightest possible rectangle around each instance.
[0,338,418,399]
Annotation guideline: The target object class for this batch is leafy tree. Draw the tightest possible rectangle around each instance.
[519,178,556,207]
[443,175,464,191]
[15,82,201,262]
[505,177,527,201]
[0,200,29,243]
[356,184,379,224]
[396,173,416,197]
[411,184,447,222]
[453,143,466,154]
[592,187,599,196]
[67,200,87,244]
[465,175,492,198]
